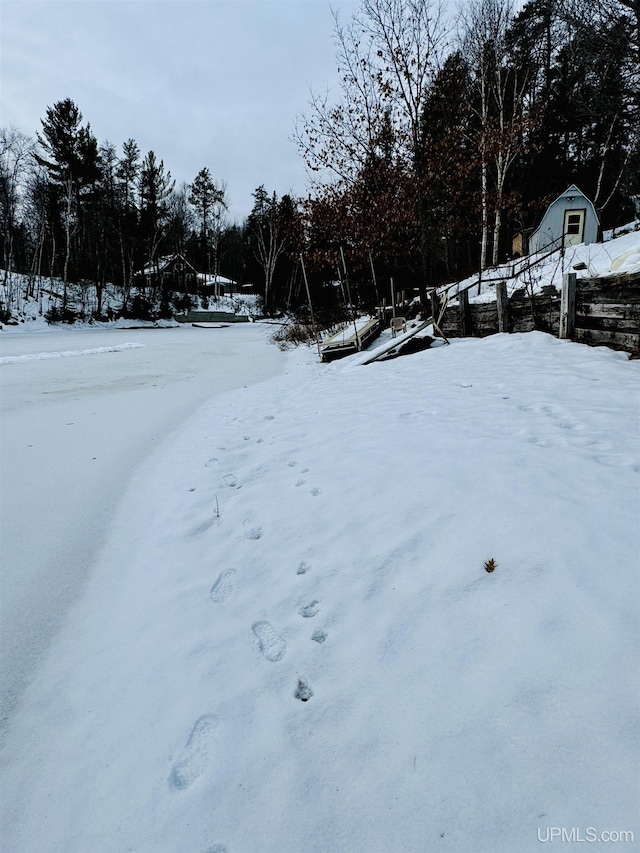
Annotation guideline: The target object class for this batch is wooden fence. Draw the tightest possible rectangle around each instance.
[439,271,640,354]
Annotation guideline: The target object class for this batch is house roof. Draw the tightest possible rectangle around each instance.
[545,184,598,214]
[141,254,198,276]
[197,273,238,286]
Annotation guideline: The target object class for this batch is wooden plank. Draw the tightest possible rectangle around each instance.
[574,328,640,350]
[576,317,640,333]
[577,303,640,320]
[578,272,640,291]
[359,319,432,364]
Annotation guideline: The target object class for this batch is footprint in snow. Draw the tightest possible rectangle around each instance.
[527,435,554,448]
[210,569,237,603]
[575,438,612,451]
[205,457,219,468]
[204,846,229,853]
[252,621,287,661]
[310,487,322,497]
[311,629,327,643]
[299,600,320,618]
[223,473,238,488]
[295,479,307,487]
[542,406,582,430]
[297,560,311,575]
[596,453,636,468]
[243,520,263,540]
[295,677,314,702]
[170,714,218,790]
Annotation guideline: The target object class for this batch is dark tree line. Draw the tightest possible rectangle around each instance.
[0,98,302,319]
[2,0,638,322]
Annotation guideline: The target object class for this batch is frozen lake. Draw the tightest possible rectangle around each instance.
[0,323,285,730]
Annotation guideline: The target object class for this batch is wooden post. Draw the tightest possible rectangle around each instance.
[430,289,440,325]
[390,278,396,319]
[430,289,450,344]
[496,281,509,332]
[368,250,380,304]
[560,272,577,339]
[300,255,322,358]
[458,288,470,337]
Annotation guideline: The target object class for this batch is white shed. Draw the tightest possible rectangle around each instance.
[529,185,600,254]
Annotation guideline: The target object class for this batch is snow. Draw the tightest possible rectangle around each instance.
[0,342,144,364]
[1,324,638,852]
[0,324,285,733]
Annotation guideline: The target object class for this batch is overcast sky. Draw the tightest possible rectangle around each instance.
[1,0,359,221]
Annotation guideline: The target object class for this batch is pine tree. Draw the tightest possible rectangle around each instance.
[188,167,226,279]
[116,139,140,308]
[139,151,174,287]
[35,99,100,302]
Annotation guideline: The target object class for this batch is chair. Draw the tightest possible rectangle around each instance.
[390,316,407,338]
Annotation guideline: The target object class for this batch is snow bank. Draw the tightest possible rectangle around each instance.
[0,342,144,364]
[1,332,638,853]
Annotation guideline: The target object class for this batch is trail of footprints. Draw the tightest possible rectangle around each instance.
[518,402,638,470]
[171,428,328,794]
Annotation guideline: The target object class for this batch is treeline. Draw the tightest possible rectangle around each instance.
[296,0,639,302]
[0,99,300,319]
[1,0,639,321]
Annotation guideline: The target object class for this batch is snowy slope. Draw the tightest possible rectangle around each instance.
[442,224,640,303]
[1,332,639,853]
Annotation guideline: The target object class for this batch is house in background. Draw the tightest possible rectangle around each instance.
[528,185,600,255]
[196,273,239,296]
[137,254,198,292]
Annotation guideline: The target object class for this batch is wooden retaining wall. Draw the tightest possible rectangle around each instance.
[439,271,639,354]
[573,273,640,353]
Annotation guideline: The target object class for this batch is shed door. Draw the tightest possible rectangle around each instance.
[563,209,586,247]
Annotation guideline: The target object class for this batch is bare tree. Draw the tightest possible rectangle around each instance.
[295,0,448,187]
[248,187,288,309]
[460,0,527,267]
[1,127,36,299]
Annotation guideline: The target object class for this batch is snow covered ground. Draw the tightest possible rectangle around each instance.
[0,324,285,731]
[1,325,638,852]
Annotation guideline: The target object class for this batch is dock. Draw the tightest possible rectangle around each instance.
[174,310,250,324]
[320,317,382,362]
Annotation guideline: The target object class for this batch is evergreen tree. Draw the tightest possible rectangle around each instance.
[188,167,226,279]
[116,139,141,308]
[35,99,100,298]
[139,150,174,284]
